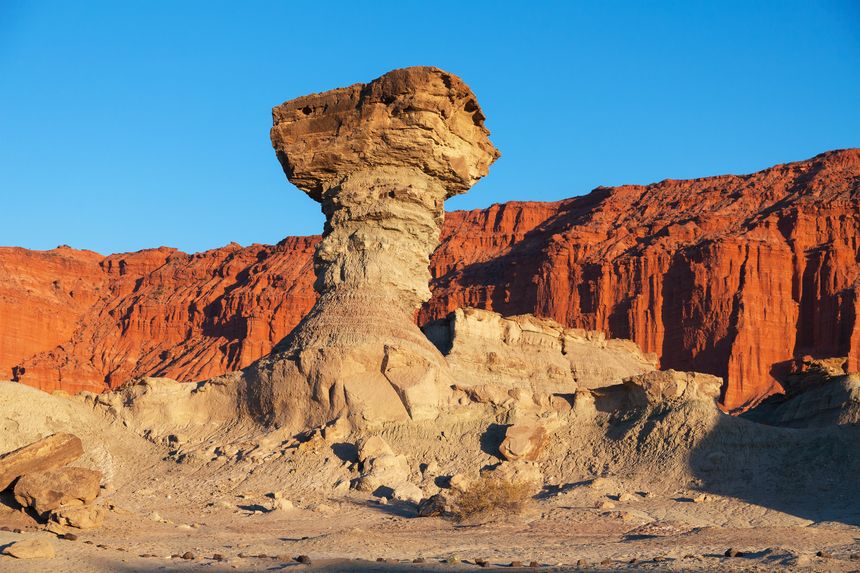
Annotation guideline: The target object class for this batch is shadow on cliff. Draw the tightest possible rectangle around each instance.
[688,411,860,526]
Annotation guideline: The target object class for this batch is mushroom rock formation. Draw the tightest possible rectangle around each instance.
[241,66,499,429]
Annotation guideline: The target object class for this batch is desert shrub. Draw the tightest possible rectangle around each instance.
[451,475,533,522]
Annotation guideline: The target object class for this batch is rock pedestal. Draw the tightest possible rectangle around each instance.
[243,67,498,429]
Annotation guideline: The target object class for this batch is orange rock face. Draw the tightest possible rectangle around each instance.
[2,149,858,411]
[425,149,860,411]
[3,239,318,394]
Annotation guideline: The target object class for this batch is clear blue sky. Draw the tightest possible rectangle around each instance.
[1,1,858,254]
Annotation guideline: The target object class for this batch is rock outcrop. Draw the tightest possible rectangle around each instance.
[13,467,102,516]
[424,307,656,398]
[742,358,860,427]
[241,66,498,428]
[2,239,317,394]
[0,433,84,491]
[426,149,860,412]
[1,152,857,410]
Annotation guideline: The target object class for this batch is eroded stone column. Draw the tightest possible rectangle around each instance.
[244,67,498,429]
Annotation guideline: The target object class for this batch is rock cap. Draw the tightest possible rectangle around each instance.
[271,66,500,200]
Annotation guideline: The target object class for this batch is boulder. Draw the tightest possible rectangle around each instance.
[417,494,449,517]
[322,417,352,443]
[358,453,410,492]
[498,422,548,462]
[0,433,84,491]
[48,504,106,529]
[357,436,394,463]
[622,370,722,407]
[13,467,102,516]
[2,538,55,559]
[393,483,424,504]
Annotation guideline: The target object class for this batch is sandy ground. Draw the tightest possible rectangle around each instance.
[2,468,860,572]
[2,382,860,572]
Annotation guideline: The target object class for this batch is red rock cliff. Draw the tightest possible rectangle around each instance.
[2,149,858,410]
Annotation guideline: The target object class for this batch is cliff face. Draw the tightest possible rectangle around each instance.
[425,149,860,411]
[2,149,858,410]
[4,238,317,394]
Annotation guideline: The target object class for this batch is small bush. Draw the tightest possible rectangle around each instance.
[452,475,533,522]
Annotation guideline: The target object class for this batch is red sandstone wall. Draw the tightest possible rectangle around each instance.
[2,149,858,410]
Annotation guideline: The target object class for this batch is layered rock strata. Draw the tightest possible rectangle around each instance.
[240,66,499,428]
[2,136,857,412]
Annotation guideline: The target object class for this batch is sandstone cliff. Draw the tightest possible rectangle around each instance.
[2,149,858,411]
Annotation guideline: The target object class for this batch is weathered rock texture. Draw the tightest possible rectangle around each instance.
[2,150,858,412]
[425,149,860,412]
[424,307,656,396]
[242,66,498,427]
[0,433,84,491]
[1,239,317,394]
[13,466,102,516]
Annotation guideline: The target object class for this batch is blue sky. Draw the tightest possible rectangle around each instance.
[1,1,858,254]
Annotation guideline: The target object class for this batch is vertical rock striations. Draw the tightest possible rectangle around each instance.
[241,67,499,428]
[1,143,857,413]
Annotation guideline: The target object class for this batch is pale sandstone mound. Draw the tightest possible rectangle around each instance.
[241,67,499,429]
[424,307,657,398]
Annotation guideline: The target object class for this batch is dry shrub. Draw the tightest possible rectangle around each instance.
[452,475,533,522]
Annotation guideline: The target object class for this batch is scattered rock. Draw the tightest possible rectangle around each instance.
[816,550,833,559]
[13,467,102,516]
[417,494,449,517]
[448,473,472,493]
[724,548,743,558]
[2,538,56,559]
[393,483,423,504]
[322,418,352,443]
[332,479,351,495]
[60,533,78,541]
[296,555,312,564]
[0,433,84,491]
[588,477,614,491]
[413,557,425,563]
[499,422,548,461]
[49,505,106,529]
[510,560,523,567]
[576,558,588,568]
[483,461,543,494]
[624,370,722,407]
[181,551,195,560]
[269,498,294,512]
[617,492,637,502]
[597,500,616,510]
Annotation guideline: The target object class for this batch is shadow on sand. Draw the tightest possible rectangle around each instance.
[689,411,860,525]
